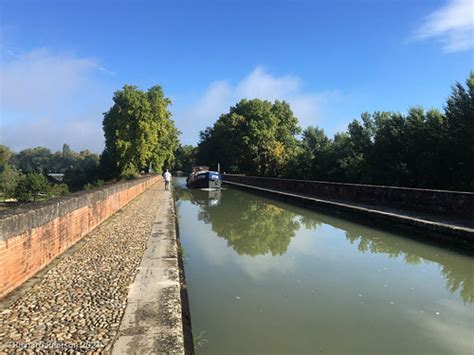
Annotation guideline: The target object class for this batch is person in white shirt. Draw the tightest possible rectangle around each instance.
[163,169,172,190]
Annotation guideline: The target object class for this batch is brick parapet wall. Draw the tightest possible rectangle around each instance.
[0,175,161,299]
[223,175,474,219]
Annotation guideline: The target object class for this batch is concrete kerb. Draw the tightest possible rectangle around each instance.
[223,180,474,253]
[111,189,186,354]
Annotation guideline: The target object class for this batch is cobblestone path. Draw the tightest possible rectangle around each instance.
[0,183,163,354]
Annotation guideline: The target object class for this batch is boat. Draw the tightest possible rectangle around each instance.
[186,166,222,189]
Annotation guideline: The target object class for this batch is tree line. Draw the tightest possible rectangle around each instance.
[0,84,179,204]
[193,73,473,191]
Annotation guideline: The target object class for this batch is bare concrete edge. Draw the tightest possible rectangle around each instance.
[112,189,185,355]
[223,181,474,253]
[173,196,195,355]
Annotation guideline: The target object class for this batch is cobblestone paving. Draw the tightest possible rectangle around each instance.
[0,183,163,354]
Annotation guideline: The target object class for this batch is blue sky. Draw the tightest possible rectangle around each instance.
[1,0,473,152]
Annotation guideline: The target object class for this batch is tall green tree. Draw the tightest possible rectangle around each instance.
[197,99,300,175]
[102,85,179,177]
[443,72,474,190]
[291,126,331,180]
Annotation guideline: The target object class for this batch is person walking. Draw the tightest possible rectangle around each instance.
[163,169,172,190]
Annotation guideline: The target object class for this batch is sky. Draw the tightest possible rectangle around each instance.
[0,0,473,153]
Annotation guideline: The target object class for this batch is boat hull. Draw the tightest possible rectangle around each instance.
[187,171,222,189]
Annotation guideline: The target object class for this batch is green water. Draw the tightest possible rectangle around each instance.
[173,178,474,355]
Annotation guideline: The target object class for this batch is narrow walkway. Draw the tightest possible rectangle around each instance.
[112,189,184,354]
[0,183,163,353]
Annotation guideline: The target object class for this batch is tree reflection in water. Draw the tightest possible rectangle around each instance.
[197,189,300,256]
[174,183,474,303]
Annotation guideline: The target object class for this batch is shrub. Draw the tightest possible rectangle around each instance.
[94,179,105,188]
[14,173,51,202]
[122,166,139,180]
[50,183,69,197]
[83,179,105,190]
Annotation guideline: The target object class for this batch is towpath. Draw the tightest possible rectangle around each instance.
[0,183,166,353]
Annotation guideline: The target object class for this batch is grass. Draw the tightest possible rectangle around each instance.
[178,244,188,261]
[193,330,208,351]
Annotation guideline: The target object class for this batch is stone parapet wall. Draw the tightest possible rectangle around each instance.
[0,175,161,299]
[223,175,473,219]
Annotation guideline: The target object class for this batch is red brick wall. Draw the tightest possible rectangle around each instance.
[0,175,161,299]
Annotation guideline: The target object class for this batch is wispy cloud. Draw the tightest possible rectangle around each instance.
[1,48,98,112]
[414,0,474,52]
[1,116,105,153]
[0,48,113,152]
[173,66,341,145]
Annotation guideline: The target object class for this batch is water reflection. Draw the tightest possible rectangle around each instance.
[174,183,474,303]
[177,188,222,207]
[336,220,474,304]
[178,187,300,256]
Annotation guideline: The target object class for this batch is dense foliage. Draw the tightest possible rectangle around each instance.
[14,173,64,202]
[173,144,197,173]
[0,164,20,198]
[0,144,101,203]
[197,73,474,191]
[197,99,300,175]
[8,144,99,175]
[102,85,179,178]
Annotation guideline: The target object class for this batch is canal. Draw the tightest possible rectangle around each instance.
[173,178,474,354]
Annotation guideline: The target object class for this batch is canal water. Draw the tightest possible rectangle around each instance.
[173,178,474,355]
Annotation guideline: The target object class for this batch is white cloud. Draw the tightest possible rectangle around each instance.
[1,116,104,153]
[414,0,474,52]
[1,48,97,112]
[174,66,340,145]
[0,48,113,152]
[235,67,300,99]
[193,81,232,120]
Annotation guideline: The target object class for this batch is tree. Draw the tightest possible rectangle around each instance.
[0,164,20,198]
[174,145,197,172]
[197,99,300,175]
[369,112,409,186]
[10,147,53,173]
[102,85,179,177]
[403,107,445,188]
[0,145,13,168]
[194,72,473,191]
[443,72,474,190]
[291,126,331,180]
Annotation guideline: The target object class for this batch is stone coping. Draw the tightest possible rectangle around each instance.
[223,174,474,194]
[0,175,158,241]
